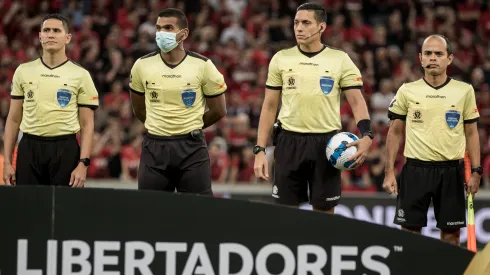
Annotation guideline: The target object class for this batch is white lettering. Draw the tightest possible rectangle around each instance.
[297,245,327,275]
[17,239,42,275]
[326,196,340,201]
[94,241,120,275]
[62,240,92,275]
[16,240,394,275]
[331,246,357,275]
[256,244,295,275]
[334,205,353,218]
[219,243,253,275]
[46,240,57,275]
[182,243,215,275]
[354,205,384,225]
[333,204,490,245]
[124,241,154,275]
[155,242,187,275]
[361,246,390,275]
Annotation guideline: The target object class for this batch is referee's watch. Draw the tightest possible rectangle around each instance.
[79,158,91,167]
[253,145,266,155]
[471,167,483,176]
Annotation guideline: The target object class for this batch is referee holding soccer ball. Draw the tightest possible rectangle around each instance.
[253,2,373,213]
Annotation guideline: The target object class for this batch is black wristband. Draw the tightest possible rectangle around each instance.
[357,119,372,136]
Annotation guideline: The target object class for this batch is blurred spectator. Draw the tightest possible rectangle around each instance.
[209,137,230,183]
[370,78,395,125]
[120,134,143,181]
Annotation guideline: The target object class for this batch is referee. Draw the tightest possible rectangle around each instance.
[253,2,373,213]
[129,8,227,194]
[3,14,99,187]
[383,35,481,246]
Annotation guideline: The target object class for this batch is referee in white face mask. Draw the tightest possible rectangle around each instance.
[129,8,228,195]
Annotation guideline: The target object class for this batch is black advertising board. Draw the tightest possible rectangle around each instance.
[0,186,476,275]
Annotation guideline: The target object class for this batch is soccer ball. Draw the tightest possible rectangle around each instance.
[326,132,358,170]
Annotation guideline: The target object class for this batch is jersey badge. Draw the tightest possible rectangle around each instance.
[320,76,335,95]
[181,89,196,107]
[56,89,72,107]
[445,110,460,129]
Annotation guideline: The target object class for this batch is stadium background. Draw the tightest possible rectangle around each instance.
[0,0,489,192]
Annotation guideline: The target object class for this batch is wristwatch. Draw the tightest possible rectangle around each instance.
[362,131,374,140]
[471,167,483,175]
[253,145,266,155]
[79,158,91,167]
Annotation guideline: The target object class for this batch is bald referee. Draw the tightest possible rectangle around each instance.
[253,2,373,213]
[3,14,98,187]
[130,8,226,194]
[383,35,481,246]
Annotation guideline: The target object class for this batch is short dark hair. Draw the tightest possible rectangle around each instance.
[297,2,326,23]
[158,8,188,29]
[41,14,70,32]
[424,34,453,55]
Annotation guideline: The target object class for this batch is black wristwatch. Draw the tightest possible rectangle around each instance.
[79,158,91,167]
[253,145,266,155]
[471,167,483,176]
[362,131,374,140]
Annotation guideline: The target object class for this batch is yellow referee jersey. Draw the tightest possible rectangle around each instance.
[266,45,363,133]
[388,78,480,161]
[129,50,227,136]
[10,58,99,136]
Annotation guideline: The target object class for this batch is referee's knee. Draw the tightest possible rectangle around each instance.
[401,226,422,233]
[312,205,335,214]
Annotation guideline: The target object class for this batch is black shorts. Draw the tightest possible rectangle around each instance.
[394,158,466,229]
[138,131,212,195]
[273,129,340,209]
[16,133,80,186]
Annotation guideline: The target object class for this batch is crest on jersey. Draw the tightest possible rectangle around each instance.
[181,89,196,107]
[56,89,71,107]
[320,76,335,95]
[445,110,460,129]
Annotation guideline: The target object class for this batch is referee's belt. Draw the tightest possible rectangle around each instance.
[146,129,204,141]
[280,129,339,136]
[22,133,76,140]
[406,158,461,167]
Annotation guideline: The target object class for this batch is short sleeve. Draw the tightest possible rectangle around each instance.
[129,60,145,95]
[203,60,227,97]
[463,85,479,123]
[388,84,408,120]
[77,70,99,109]
[10,65,24,99]
[265,53,282,90]
[339,53,363,91]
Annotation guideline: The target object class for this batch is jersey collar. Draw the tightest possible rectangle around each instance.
[297,44,327,58]
[40,57,70,70]
[160,50,188,69]
[422,76,451,90]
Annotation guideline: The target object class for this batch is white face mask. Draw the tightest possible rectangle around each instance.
[155,29,186,53]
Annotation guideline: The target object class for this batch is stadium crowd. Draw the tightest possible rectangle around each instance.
[0,0,489,191]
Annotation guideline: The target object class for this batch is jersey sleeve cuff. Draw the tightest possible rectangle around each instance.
[204,90,226,98]
[130,87,145,95]
[341,85,363,91]
[78,104,99,110]
[388,110,406,121]
[464,117,479,124]
[266,85,282,90]
[11,95,24,99]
